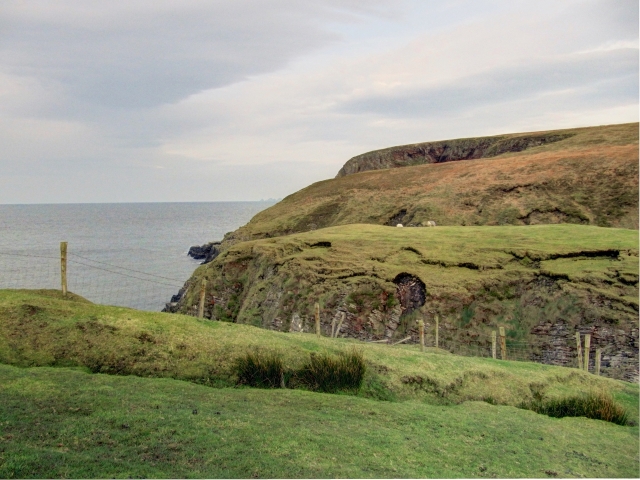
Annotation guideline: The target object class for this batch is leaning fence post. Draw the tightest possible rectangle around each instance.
[583,334,591,372]
[435,315,439,349]
[418,320,425,352]
[198,278,206,318]
[575,332,583,369]
[499,327,506,360]
[595,348,601,376]
[491,331,497,359]
[314,303,320,337]
[60,241,68,296]
[334,311,345,338]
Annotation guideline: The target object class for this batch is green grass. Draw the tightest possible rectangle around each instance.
[0,289,637,417]
[1,363,638,478]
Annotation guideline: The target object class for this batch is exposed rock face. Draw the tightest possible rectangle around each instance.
[336,132,574,177]
[188,242,221,264]
[530,322,639,382]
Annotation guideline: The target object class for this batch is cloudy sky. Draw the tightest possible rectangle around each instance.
[1,0,637,204]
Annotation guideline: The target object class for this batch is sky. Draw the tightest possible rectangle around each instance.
[1,0,637,204]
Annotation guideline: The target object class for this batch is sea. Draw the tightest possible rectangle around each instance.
[0,202,275,311]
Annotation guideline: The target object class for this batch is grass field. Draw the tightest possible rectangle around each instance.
[1,363,638,478]
[1,289,638,477]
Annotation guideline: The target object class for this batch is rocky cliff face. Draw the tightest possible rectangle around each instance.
[166,225,639,382]
[336,132,574,177]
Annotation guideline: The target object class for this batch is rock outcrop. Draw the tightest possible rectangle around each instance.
[188,242,221,264]
[336,132,574,177]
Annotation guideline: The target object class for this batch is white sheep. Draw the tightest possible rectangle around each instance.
[425,221,436,227]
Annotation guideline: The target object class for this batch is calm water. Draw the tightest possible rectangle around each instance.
[0,202,274,310]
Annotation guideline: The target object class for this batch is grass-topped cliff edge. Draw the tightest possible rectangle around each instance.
[171,224,639,381]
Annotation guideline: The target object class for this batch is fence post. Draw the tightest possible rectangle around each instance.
[418,320,425,352]
[60,241,68,296]
[435,315,439,349]
[198,278,206,318]
[595,348,601,376]
[583,334,591,372]
[331,317,337,338]
[315,303,320,337]
[575,332,582,369]
[334,311,345,338]
[491,331,497,359]
[499,327,506,360]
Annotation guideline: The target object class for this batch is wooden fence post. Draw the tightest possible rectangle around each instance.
[334,312,345,338]
[491,331,497,359]
[583,334,591,372]
[331,317,337,338]
[60,241,68,296]
[499,327,506,360]
[418,320,425,352]
[435,315,439,349]
[595,348,601,376]
[198,278,206,318]
[575,332,582,369]
[314,303,320,337]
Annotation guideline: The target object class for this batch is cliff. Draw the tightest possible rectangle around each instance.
[169,224,639,382]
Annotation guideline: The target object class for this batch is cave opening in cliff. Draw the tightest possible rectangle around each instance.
[393,273,426,315]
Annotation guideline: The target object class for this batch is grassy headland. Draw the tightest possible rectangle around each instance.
[226,123,637,243]
[171,224,638,381]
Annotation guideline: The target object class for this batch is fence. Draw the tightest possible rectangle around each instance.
[0,246,630,379]
[0,243,185,311]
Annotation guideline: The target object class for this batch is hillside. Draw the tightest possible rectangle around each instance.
[167,224,639,381]
[226,123,637,243]
[4,288,635,403]
[336,123,637,177]
[0,289,638,477]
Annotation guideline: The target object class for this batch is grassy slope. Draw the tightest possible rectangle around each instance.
[0,289,636,409]
[175,224,638,379]
[227,123,638,242]
[1,364,638,479]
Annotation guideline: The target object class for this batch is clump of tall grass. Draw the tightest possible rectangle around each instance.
[295,350,366,394]
[235,351,285,388]
[520,391,629,426]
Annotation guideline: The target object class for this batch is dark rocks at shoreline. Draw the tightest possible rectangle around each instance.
[188,242,221,264]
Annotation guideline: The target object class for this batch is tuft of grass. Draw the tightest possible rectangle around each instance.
[235,351,285,388]
[521,391,629,425]
[295,350,366,393]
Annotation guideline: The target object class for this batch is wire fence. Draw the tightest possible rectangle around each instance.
[0,248,185,311]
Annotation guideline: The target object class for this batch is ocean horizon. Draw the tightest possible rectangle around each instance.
[0,201,276,311]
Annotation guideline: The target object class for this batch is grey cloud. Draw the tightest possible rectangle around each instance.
[0,1,387,110]
[339,48,638,118]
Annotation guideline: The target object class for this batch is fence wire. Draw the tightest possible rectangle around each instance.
[0,250,184,311]
[0,247,635,380]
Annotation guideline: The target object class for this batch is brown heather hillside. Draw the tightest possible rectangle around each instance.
[225,123,637,244]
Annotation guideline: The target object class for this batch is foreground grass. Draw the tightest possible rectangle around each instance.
[0,289,637,417]
[1,364,638,478]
